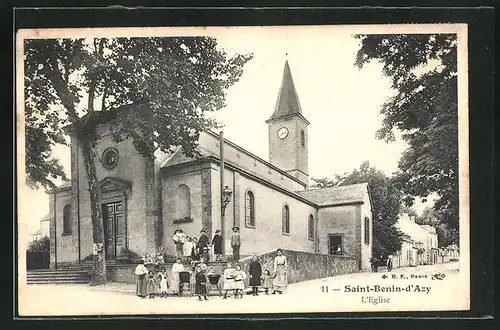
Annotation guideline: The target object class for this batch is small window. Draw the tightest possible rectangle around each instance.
[282,204,290,234]
[63,204,72,235]
[364,216,370,244]
[245,190,255,227]
[300,130,305,148]
[308,215,314,240]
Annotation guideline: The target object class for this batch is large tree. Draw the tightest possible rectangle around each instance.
[24,37,252,285]
[354,34,459,231]
[312,161,403,257]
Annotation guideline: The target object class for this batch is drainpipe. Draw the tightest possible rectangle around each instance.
[53,192,57,269]
[77,141,81,263]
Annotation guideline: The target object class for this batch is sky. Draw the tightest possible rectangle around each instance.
[21,26,436,234]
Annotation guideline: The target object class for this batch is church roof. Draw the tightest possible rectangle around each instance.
[266,61,309,124]
[295,183,369,206]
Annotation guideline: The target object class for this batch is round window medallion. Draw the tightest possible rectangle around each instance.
[102,147,119,170]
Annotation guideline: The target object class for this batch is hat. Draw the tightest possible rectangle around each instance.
[232,226,239,231]
[215,229,221,233]
[200,229,206,233]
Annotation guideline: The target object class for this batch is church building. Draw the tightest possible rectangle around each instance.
[47,61,373,271]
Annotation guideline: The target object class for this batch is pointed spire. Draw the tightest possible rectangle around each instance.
[266,60,308,123]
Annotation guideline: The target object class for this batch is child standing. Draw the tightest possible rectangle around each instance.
[173,229,186,259]
[158,267,169,298]
[147,270,157,298]
[261,269,272,295]
[233,264,247,299]
[191,237,200,261]
[183,236,194,263]
[222,262,235,299]
[194,257,209,301]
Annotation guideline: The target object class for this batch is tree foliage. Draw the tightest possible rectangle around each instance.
[27,236,50,253]
[312,161,403,256]
[24,37,253,185]
[24,36,253,284]
[355,34,459,231]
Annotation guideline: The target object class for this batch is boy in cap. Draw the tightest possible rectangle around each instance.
[230,226,241,261]
[211,229,223,262]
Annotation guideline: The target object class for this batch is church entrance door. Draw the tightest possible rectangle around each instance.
[102,201,124,260]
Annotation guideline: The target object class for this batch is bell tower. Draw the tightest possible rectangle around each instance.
[266,60,309,187]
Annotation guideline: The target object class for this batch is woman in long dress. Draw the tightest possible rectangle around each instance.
[248,255,262,296]
[272,248,288,294]
[170,257,185,297]
[134,259,149,298]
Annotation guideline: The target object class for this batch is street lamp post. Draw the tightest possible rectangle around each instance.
[221,185,233,216]
[219,131,233,257]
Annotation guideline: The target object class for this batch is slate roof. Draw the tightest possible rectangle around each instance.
[266,61,308,124]
[295,183,369,206]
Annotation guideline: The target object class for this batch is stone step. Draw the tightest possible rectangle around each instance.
[27,268,91,285]
[27,273,90,279]
[26,269,88,276]
[27,279,90,285]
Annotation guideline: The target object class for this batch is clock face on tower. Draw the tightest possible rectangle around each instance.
[277,127,289,140]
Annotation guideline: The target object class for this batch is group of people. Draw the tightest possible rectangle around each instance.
[134,248,289,300]
[173,226,242,262]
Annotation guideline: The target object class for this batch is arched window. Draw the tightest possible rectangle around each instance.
[63,204,72,234]
[245,190,255,227]
[308,214,314,240]
[175,184,191,219]
[300,130,305,148]
[282,204,290,234]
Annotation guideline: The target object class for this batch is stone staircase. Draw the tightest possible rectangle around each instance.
[27,268,91,285]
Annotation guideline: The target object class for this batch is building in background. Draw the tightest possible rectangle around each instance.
[29,214,50,242]
[395,213,442,267]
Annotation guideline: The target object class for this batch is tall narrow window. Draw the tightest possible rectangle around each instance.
[282,204,290,234]
[364,216,370,244]
[245,190,255,227]
[308,214,314,240]
[175,184,191,220]
[300,130,305,148]
[63,204,72,235]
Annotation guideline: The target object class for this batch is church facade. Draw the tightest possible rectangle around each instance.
[47,61,373,271]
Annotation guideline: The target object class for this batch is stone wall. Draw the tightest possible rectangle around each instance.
[238,249,358,286]
[103,249,357,285]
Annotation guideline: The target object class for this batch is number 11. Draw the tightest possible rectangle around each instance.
[321,285,329,293]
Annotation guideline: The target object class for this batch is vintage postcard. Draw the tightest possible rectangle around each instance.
[16,23,469,316]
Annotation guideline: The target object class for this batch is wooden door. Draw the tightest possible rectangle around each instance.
[102,201,125,260]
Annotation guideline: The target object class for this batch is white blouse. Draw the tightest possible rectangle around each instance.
[273,255,287,271]
[134,264,149,276]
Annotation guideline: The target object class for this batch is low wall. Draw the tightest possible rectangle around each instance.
[102,250,358,285]
[238,249,358,286]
